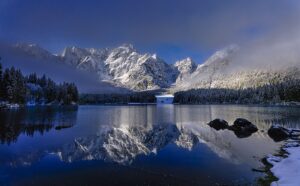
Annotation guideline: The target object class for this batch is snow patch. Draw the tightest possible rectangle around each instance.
[267,141,300,186]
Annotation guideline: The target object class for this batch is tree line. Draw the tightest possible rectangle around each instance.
[174,78,300,104]
[80,78,300,105]
[0,62,79,105]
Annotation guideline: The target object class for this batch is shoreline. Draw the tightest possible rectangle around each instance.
[0,102,78,110]
[261,136,300,185]
[2,102,300,109]
[78,102,300,108]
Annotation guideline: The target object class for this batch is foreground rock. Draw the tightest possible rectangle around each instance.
[229,118,258,138]
[268,125,290,142]
[268,125,300,142]
[207,118,258,138]
[208,119,229,130]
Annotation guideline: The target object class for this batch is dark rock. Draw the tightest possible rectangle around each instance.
[208,119,229,130]
[232,118,258,133]
[268,125,290,142]
[229,118,258,138]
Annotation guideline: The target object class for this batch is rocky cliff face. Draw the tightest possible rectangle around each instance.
[174,57,197,83]
[10,43,300,93]
[60,44,178,90]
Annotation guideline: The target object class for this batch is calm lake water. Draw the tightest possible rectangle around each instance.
[0,105,300,186]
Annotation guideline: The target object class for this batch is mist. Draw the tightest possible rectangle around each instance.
[230,30,300,71]
[0,43,129,93]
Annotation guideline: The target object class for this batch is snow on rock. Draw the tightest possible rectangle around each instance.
[173,44,240,90]
[14,43,54,59]
[12,43,300,92]
[61,44,178,90]
[174,57,197,83]
[267,141,300,186]
[175,127,199,150]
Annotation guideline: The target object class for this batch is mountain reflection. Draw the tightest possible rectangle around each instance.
[1,105,299,167]
[0,107,78,144]
[57,122,271,165]
[58,124,182,164]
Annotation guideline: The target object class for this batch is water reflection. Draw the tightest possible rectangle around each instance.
[59,105,299,167]
[0,106,78,144]
[0,105,299,185]
[0,123,53,144]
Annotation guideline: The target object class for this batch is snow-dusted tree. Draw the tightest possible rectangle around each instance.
[0,62,3,100]
[1,63,79,104]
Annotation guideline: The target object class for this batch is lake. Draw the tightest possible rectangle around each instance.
[0,105,299,186]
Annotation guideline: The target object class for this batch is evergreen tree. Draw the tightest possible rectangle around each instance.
[27,73,38,84]
[44,78,57,103]
[67,83,79,102]
[3,68,13,101]
[0,64,79,105]
[39,74,47,88]
[14,69,26,103]
[0,62,3,100]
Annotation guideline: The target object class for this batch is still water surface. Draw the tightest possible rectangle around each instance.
[0,105,300,185]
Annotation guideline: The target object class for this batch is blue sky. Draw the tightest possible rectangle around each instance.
[0,0,299,64]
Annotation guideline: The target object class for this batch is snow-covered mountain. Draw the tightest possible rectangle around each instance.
[172,44,300,92]
[174,44,240,90]
[14,43,55,59]
[174,57,197,83]
[3,43,300,93]
[0,43,130,93]
[60,44,178,90]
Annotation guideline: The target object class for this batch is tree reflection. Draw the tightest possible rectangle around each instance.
[0,106,78,144]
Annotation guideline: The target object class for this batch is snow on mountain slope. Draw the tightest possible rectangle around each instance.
[174,44,239,90]
[172,44,300,92]
[61,44,178,90]
[61,46,111,80]
[14,43,54,59]
[0,43,130,93]
[174,57,197,83]
[5,42,300,93]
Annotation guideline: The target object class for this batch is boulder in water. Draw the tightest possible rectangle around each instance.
[229,118,258,138]
[208,119,229,130]
[268,125,290,142]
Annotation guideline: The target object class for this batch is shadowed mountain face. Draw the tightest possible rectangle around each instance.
[1,43,299,93]
[0,44,131,93]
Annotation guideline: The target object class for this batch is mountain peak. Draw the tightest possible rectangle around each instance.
[14,43,53,58]
[14,43,43,51]
[174,57,196,71]
[117,43,135,51]
[151,54,157,59]
[174,57,197,83]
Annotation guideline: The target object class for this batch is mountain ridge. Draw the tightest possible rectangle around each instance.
[5,43,300,93]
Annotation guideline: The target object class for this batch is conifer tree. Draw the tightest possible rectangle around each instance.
[0,62,3,100]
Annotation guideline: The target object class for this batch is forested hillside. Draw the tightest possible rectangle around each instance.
[174,79,300,104]
[0,62,78,105]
